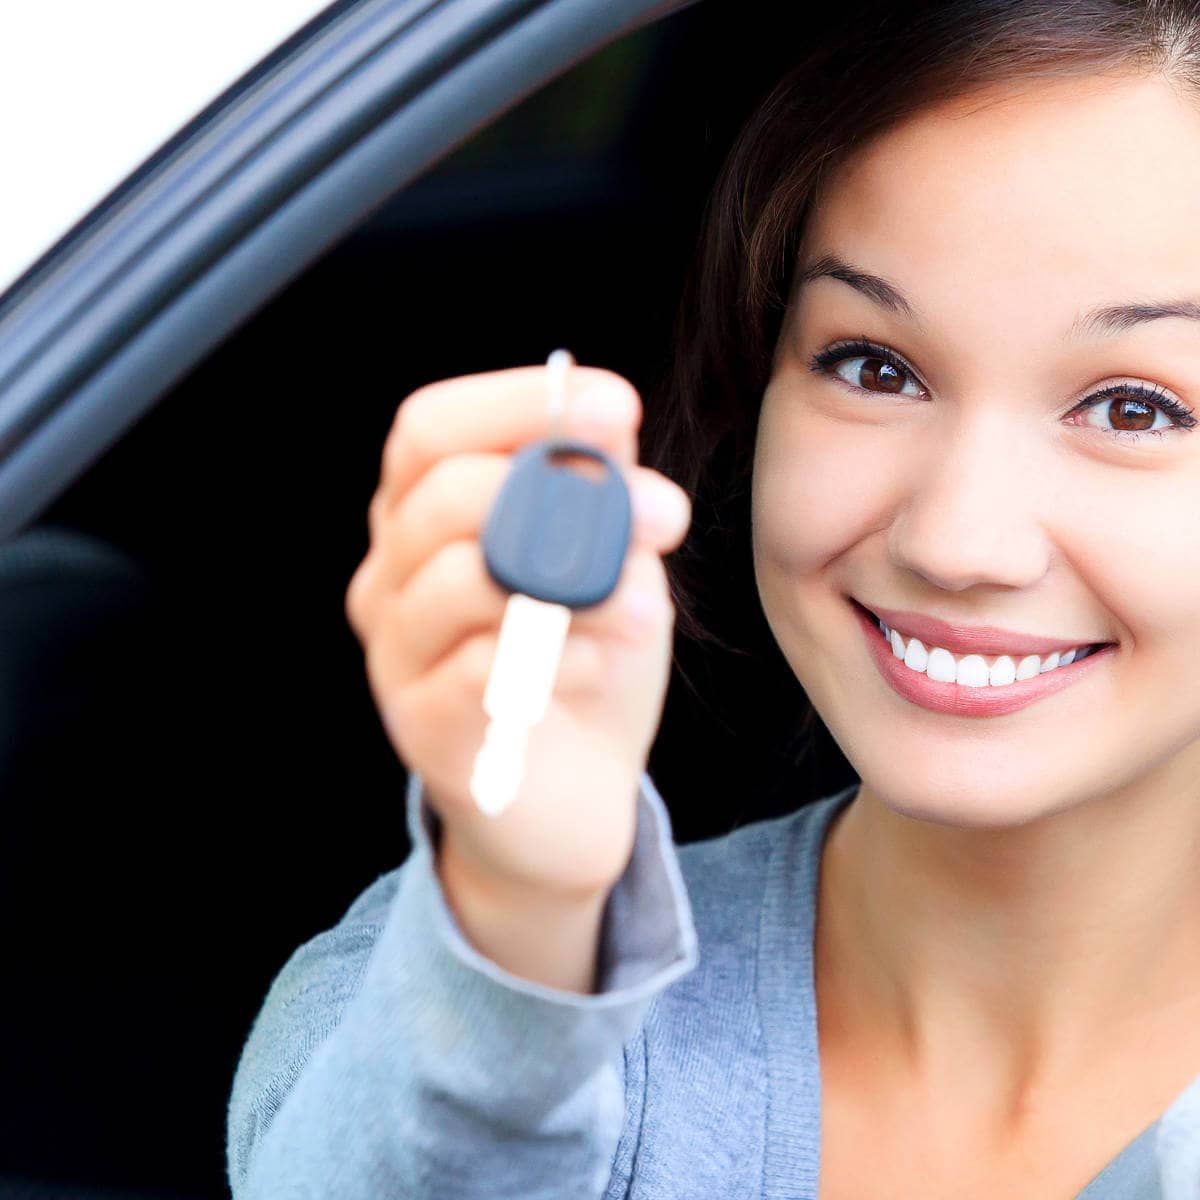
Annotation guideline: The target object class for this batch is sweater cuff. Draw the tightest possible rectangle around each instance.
[403,768,699,1001]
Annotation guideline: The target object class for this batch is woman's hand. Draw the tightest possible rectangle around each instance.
[345,365,691,905]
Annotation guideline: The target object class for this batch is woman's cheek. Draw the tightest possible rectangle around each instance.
[752,407,896,577]
[1089,469,1200,657]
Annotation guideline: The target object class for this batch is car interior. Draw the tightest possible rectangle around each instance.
[0,3,857,1196]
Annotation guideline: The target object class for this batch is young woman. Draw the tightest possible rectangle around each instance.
[227,1,1200,1196]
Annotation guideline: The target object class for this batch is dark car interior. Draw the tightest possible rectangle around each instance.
[0,3,855,1196]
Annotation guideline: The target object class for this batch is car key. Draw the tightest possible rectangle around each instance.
[469,352,633,817]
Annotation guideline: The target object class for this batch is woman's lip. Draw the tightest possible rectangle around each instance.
[850,598,1114,718]
[852,598,1111,658]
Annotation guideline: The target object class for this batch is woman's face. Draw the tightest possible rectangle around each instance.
[753,72,1200,827]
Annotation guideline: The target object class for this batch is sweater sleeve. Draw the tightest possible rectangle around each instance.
[226,768,699,1200]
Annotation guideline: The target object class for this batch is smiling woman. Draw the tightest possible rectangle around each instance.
[754,68,1200,793]
[228,1,1200,1197]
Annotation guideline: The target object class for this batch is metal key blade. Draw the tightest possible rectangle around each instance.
[470,719,531,818]
[470,592,571,816]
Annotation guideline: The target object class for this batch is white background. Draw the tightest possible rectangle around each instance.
[0,1,335,295]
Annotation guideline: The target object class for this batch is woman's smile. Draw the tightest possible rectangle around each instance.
[847,596,1117,717]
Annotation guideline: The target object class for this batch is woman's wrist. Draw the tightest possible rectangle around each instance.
[436,832,611,995]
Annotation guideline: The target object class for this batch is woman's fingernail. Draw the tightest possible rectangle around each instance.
[573,382,635,425]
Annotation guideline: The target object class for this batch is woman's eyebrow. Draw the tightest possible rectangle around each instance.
[1069,299,1200,341]
[795,252,1200,342]
[795,254,923,328]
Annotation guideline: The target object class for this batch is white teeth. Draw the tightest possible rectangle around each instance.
[878,621,1093,688]
[902,636,929,672]
[926,646,957,683]
[989,655,1016,686]
[955,654,990,687]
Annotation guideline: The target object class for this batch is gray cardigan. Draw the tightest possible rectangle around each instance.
[227,771,1200,1198]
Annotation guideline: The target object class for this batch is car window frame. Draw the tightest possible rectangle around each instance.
[0,0,696,543]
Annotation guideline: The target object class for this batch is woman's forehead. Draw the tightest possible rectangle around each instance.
[799,72,1200,339]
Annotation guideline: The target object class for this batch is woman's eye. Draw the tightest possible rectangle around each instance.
[810,342,927,399]
[1069,386,1196,442]
[832,355,924,397]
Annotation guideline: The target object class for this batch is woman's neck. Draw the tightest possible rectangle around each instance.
[815,757,1200,1132]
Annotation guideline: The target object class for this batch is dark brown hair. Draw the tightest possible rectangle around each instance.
[642,0,1200,782]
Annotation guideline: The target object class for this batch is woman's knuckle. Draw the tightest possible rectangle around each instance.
[367,490,389,540]
[387,388,441,469]
[397,382,436,427]
[397,403,435,461]
[381,401,411,468]
[344,560,374,632]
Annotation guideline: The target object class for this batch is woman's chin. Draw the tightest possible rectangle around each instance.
[848,755,1089,830]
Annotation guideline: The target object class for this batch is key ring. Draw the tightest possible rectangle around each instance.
[545,347,574,445]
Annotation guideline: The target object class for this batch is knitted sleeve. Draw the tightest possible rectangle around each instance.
[226,768,698,1199]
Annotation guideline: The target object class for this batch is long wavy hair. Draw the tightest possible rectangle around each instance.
[642,0,1200,797]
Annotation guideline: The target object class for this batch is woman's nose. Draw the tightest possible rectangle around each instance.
[885,410,1051,594]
